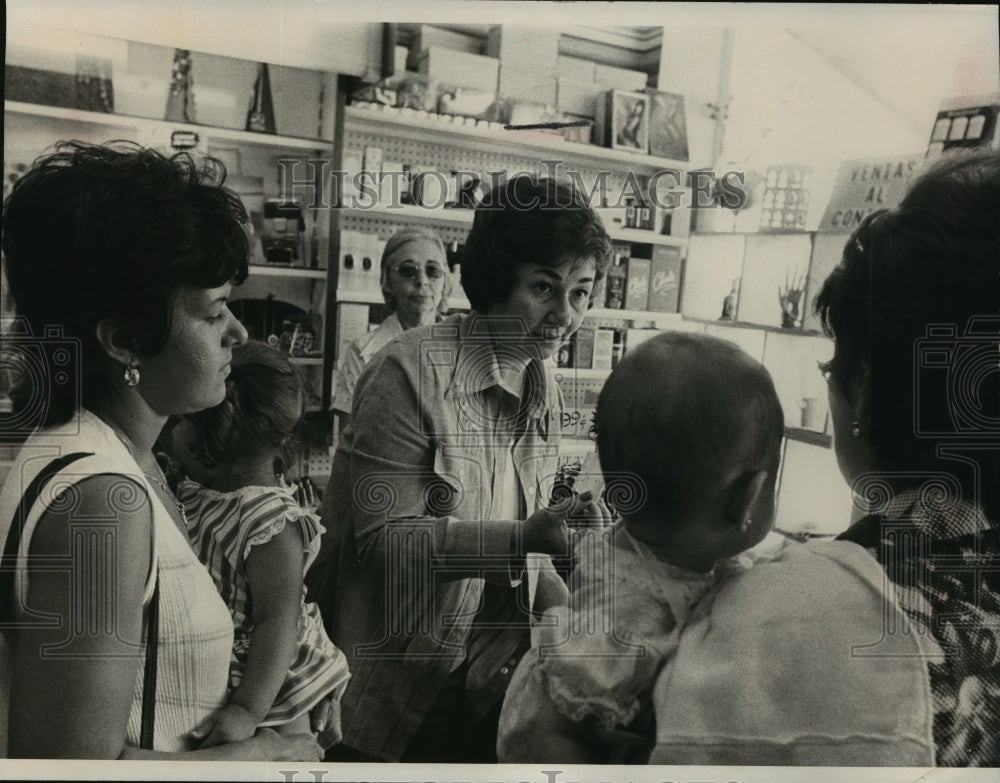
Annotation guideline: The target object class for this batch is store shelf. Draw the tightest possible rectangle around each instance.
[289,356,324,366]
[609,227,688,248]
[558,440,597,457]
[784,426,832,448]
[553,368,611,380]
[248,264,327,280]
[685,315,825,338]
[337,204,688,248]
[5,100,333,153]
[587,308,683,323]
[338,204,473,227]
[346,105,689,171]
[336,289,471,310]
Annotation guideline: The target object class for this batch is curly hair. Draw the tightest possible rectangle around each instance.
[2,140,250,426]
[815,149,1000,518]
[460,174,613,313]
[181,340,303,472]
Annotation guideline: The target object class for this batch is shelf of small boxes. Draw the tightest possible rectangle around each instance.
[247,264,327,280]
[345,103,689,171]
[334,203,687,249]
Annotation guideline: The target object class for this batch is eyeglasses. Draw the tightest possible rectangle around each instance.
[817,359,833,383]
[394,261,446,280]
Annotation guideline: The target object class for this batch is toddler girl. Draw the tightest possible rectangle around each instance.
[173,340,350,746]
[499,332,786,763]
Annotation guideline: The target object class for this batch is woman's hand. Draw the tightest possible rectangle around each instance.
[310,694,343,749]
[522,492,599,556]
[190,703,259,748]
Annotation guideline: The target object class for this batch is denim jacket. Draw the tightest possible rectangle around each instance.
[321,313,562,760]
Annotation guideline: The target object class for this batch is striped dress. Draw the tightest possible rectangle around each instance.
[178,480,350,726]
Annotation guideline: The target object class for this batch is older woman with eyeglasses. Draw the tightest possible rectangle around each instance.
[331,226,452,429]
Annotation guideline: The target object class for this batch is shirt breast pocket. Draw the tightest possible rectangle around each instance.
[431,442,487,519]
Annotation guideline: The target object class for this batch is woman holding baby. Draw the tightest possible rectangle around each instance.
[501,150,1000,767]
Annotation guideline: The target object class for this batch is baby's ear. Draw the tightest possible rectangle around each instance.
[723,469,769,533]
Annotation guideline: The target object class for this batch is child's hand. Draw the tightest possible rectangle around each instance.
[523,492,593,556]
[190,702,260,748]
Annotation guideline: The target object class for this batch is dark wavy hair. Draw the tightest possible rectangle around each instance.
[460,175,612,313]
[596,332,784,531]
[181,340,303,472]
[814,149,1000,520]
[2,140,250,426]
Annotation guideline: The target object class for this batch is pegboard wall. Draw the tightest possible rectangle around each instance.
[343,126,640,212]
[337,210,471,246]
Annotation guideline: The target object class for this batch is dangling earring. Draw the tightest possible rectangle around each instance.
[124,359,141,387]
[851,420,861,438]
[741,516,753,533]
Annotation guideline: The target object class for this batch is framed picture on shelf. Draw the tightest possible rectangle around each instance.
[646,89,689,161]
[596,90,650,153]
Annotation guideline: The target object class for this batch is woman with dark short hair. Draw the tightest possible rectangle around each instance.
[0,141,333,760]
[648,150,1000,767]
[319,175,613,763]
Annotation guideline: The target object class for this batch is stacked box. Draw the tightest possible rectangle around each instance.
[595,63,648,92]
[647,246,683,312]
[418,46,499,94]
[624,257,651,311]
[574,326,596,370]
[556,77,604,117]
[604,254,627,309]
[592,329,614,370]
[488,26,559,104]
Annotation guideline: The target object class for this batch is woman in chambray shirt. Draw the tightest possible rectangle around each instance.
[319,175,612,762]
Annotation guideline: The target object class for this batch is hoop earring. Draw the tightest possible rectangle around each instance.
[124,359,141,388]
[851,420,861,438]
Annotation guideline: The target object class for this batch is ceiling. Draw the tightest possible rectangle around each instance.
[7,3,998,136]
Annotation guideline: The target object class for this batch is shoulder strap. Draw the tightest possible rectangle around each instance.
[0,451,93,628]
[1,450,160,750]
[140,575,160,750]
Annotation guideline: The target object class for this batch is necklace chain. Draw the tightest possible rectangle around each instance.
[99,413,189,528]
[143,466,189,528]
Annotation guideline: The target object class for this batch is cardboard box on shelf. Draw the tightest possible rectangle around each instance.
[410,25,483,65]
[594,63,648,93]
[624,257,651,311]
[604,254,628,310]
[557,54,597,82]
[486,26,559,72]
[556,77,604,117]
[269,64,324,139]
[418,46,499,94]
[592,329,614,370]
[573,326,596,370]
[497,62,557,105]
[647,246,683,313]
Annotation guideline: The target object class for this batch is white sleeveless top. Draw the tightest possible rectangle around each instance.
[0,409,233,754]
